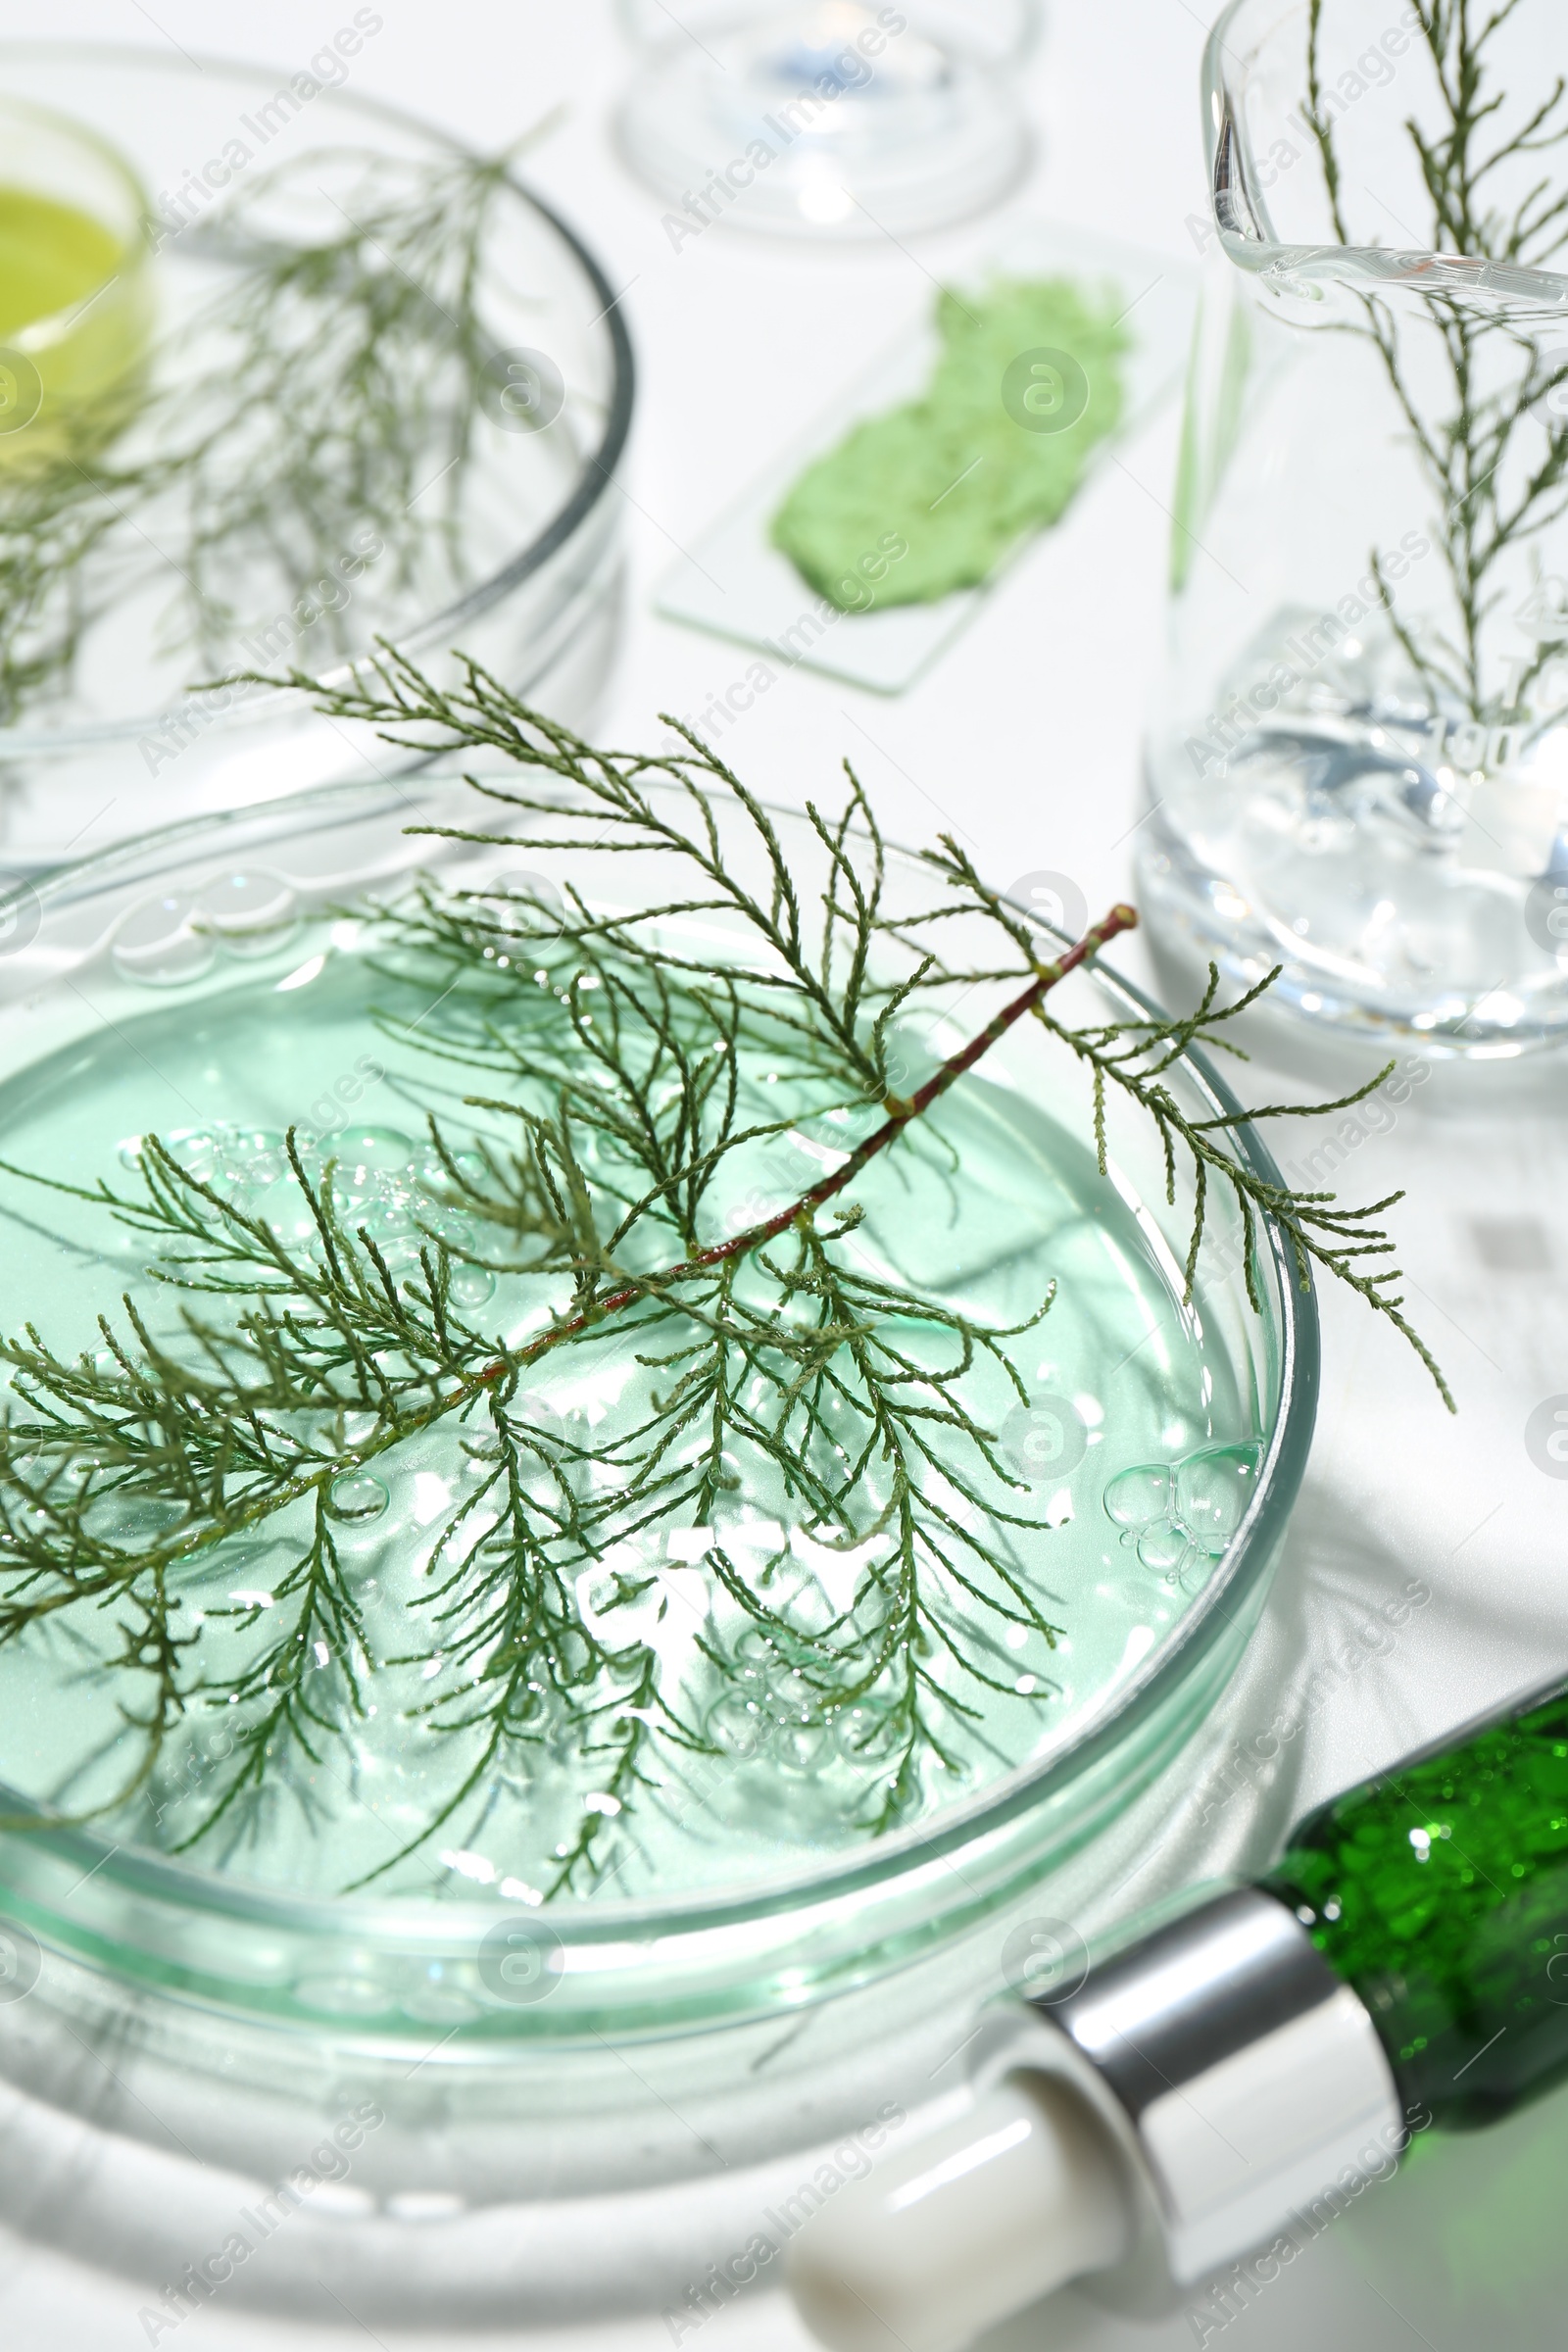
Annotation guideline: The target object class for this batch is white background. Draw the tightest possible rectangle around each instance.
[0,3,1566,2348]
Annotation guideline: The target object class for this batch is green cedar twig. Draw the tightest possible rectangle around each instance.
[0,655,1449,1894]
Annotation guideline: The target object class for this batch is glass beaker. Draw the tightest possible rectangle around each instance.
[1143,0,1568,1058]
[613,1,1041,238]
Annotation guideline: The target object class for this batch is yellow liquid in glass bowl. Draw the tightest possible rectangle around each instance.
[0,134,152,460]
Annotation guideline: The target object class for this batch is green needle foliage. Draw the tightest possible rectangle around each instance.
[0,653,1449,1895]
[1306,0,1568,720]
[0,141,532,725]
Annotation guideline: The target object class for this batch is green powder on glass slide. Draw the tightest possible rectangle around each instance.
[770,277,1130,611]
[0,941,1257,1905]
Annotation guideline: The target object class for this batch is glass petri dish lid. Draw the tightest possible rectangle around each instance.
[0,45,634,869]
[0,762,1318,2039]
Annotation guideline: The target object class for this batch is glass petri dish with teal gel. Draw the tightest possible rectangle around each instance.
[0,718,1319,2331]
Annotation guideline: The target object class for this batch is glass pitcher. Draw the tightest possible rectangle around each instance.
[1143,0,1568,1057]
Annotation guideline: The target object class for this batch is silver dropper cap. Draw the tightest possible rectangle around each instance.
[787,1888,1404,2350]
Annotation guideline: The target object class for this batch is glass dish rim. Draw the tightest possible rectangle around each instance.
[0,768,1321,1955]
[0,40,636,756]
[1206,0,1568,309]
[617,0,1049,66]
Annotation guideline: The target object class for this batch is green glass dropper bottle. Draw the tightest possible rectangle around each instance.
[788,1678,1568,2352]
[1267,1681,1568,2130]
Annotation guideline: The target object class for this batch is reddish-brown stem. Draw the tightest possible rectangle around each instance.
[501,902,1139,1376]
[17,905,1139,1585]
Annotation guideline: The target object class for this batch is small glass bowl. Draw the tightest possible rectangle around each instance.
[0,97,153,459]
[0,765,1316,2329]
[0,46,634,871]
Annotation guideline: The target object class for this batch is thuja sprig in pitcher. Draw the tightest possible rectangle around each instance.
[1306,0,1568,725]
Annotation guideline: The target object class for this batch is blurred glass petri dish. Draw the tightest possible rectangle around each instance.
[0,44,635,871]
[614,0,1041,238]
